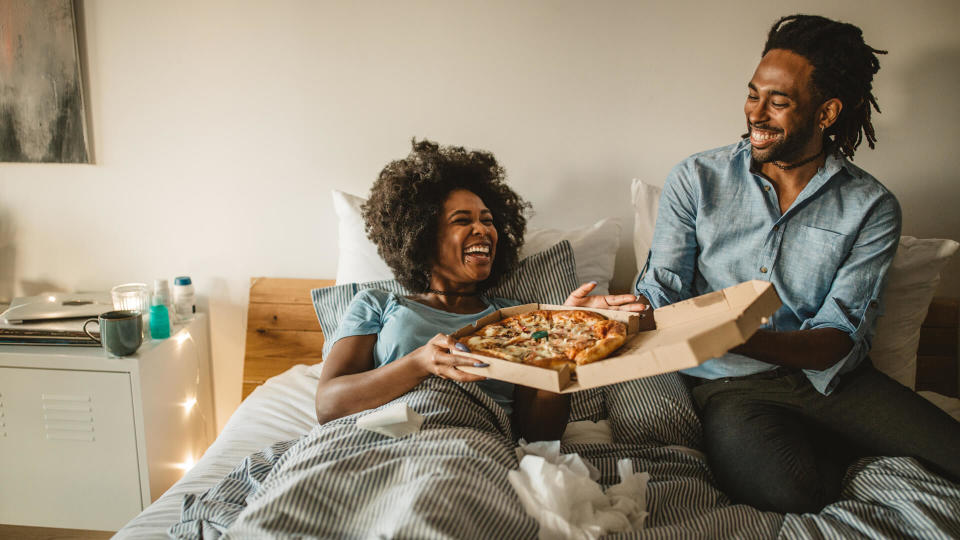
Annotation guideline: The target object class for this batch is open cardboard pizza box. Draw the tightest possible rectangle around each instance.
[453,280,782,393]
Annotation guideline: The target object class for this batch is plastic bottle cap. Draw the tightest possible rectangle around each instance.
[174,276,192,286]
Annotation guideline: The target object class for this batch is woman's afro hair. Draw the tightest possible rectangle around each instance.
[362,139,529,293]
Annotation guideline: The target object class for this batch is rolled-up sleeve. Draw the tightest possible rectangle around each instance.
[634,161,700,308]
[801,192,902,394]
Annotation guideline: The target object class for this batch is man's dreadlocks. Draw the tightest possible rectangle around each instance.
[763,14,887,159]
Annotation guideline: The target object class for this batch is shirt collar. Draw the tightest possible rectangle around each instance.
[734,138,853,217]
[733,138,852,176]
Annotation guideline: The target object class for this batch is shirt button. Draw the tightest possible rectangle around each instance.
[764,185,771,192]
[773,225,779,231]
[760,266,768,273]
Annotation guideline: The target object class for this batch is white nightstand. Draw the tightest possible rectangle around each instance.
[0,314,215,531]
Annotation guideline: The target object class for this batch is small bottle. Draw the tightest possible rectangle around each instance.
[153,279,174,322]
[149,304,171,339]
[173,276,196,321]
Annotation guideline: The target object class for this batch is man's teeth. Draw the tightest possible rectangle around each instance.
[752,130,779,142]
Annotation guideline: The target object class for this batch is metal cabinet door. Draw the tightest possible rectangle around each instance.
[0,367,142,530]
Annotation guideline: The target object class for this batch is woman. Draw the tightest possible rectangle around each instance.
[315,139,645,441]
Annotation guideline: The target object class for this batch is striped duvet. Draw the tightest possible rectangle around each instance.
[170,374,960,539]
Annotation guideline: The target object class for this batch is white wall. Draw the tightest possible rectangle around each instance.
[2,0,958,432]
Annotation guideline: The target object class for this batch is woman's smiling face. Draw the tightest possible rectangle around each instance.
[430,189,498,289]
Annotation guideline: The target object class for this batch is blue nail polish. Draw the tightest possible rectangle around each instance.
[473,362,489,368]
[588,280,598,285]
[455,342,469,352]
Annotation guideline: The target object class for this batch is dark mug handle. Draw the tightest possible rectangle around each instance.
[83,318,101,343]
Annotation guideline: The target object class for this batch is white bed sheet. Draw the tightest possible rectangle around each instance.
[115,363,960,539]
[115,364,323,539]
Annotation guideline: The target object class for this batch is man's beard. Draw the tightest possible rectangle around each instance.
[748,118,817,164]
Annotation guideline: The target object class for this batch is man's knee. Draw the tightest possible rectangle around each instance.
[698,396,839,514]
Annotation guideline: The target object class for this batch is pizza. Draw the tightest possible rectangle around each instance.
[458,309,628,372]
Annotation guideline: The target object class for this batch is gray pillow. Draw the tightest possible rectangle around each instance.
[311,240,578,346]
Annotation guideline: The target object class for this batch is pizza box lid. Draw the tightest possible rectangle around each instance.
[452,280,782,393]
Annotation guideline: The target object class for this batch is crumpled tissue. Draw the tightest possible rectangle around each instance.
[508,439,649,540]
[356,402,424,438]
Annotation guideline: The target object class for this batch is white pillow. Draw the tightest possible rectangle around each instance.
[871,237,959,388]
[521,219,621,295]
[631,178,661,275]
[627,181,958,388]
[332,190,392,284]
[332,189,621,295]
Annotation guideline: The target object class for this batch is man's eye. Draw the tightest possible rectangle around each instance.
[772,102,788,108]
[747,94,759,101]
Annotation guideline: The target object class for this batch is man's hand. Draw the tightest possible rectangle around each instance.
[564,282,650,312]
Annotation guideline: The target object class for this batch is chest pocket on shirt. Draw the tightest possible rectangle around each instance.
[778,224,850,315]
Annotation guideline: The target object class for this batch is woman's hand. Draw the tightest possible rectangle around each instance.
[564,281,650,312]
[406,333,488,382]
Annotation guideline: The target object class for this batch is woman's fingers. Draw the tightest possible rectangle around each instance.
[430,348,487,381]
[440,365,487,382]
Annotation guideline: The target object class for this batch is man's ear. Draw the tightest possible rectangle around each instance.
[818,98,843,130]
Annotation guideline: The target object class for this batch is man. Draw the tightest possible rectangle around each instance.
[634,14,960,514]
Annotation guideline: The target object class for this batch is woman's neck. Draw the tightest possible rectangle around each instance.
[412,279,487,314]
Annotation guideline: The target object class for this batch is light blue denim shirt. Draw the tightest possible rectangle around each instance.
[635,139,901,394]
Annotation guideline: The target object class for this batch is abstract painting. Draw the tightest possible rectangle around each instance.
[0,0,89,163]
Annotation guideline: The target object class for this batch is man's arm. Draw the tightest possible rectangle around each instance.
[730,328,852,371]
[747,193,901,380]
[634,162,700,308]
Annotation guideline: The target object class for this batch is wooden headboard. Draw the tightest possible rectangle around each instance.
[242,277,334,398]
[241,277,959,400]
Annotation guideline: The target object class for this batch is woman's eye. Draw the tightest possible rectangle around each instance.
[481,219,494,225]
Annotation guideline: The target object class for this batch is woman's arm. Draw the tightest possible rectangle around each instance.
[315,333,487,424]
[512,386,570,442]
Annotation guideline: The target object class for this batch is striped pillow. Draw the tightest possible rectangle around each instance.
[311,240,579,347]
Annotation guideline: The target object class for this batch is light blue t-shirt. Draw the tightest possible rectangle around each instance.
[333,289,520,414]
[635,139,901,395]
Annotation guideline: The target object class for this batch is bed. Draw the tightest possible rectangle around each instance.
[113,273,960,539]
[114,187,960,538]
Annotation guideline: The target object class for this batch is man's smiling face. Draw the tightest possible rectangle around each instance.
[744,49,823,164]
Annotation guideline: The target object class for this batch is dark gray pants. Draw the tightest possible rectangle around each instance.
[689,360,960,514]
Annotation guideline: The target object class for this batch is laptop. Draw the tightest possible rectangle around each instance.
[0,292,114,345]
[1,292,114,323]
